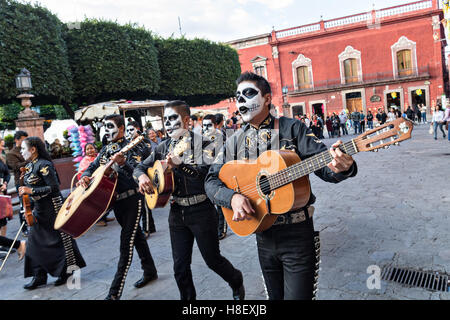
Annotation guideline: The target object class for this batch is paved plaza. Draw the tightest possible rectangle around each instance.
[1,123,449,300]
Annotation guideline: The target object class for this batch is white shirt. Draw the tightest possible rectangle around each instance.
[387,112,396,122]
[432,110,444,123]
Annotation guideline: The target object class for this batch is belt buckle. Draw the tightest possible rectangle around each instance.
[182,198,189,206]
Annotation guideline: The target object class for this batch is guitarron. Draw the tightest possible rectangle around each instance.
[54,136,144,238]
[218,118,413,236]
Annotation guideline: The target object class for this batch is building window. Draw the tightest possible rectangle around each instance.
[292,54,313,90]
[344,58,359,84]
[296,66,311,89]
[397,49,412,77]
[250,55,268,79]
[391,36,417,79]
[254,65,265,77]
[338,46,362,84]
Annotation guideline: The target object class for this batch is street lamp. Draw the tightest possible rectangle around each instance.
[282,86,291,117]
[15,68,38,119]
[15,68,32,92]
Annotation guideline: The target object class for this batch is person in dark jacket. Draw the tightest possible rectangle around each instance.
[0,137,11,238]
[205,72,357,300]
[18,137,86,289]
[80,115,158,300]
[6,131,28,236]
[134,101,245,301]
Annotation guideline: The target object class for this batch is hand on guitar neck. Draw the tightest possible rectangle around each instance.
[328,140,354,173]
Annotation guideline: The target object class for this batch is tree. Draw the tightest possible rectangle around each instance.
[0,0,74,116]
[154,38,241,106]
[64,19,160,105]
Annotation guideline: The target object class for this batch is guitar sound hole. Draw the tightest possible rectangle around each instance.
[153,174,160,189]
[258,175,271,196]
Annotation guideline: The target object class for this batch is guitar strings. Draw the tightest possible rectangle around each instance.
[231,138,361,197]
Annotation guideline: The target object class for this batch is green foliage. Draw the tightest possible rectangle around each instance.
[0,101,22,122]
[154,38,241,106]
[0,0,73,105]
[64,19,160,104]
[3,134,13,148]
[94,141,103,151]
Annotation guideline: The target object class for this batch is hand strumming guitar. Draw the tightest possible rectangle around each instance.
[18,186,33,196]
[77,176,93,189]
[138,174,154,195]
[230,193,255,222]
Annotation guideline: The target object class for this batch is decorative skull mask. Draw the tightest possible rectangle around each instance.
[104,120,119,142]
[236,81,266,122]
[21,140,32,161]
[164,107,186,139]
[202,119,215,135]
[126,124,137,140]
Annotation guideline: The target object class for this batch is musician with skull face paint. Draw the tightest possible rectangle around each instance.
[80,114,158,300]
[125,120,156,238]
[205,72,358,300]
[134,100,245,301]
[18,137,86,290]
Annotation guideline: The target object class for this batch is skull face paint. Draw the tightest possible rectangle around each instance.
[125,125,137,140]
[164,107,186,139]
[202,119,214,135]
[236,81,266,122]
[21,140,31,161]
[104,120,119,142]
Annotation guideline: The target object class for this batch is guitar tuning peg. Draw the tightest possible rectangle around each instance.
[373,149,379,152]
[384,146,390,149]
[394,142,400,146]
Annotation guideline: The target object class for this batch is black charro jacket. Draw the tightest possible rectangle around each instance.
[205,115,358,210]
[133,131,214,198]
[82,137,146,194]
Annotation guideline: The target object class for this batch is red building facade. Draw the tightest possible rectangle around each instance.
[205,0,448,119]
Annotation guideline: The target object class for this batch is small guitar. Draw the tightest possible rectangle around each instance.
[218,117,413,236]
[54,135,144,238]
[145,135,190,209]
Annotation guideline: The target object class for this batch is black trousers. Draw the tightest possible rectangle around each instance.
[169,199,242,300]
[109,194,157,298]
[141,203,155,233]
[256,219,318,300]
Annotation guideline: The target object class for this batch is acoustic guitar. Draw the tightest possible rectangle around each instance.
[145,135,190,209]
[54,135,144,238]
[218,117,413,236]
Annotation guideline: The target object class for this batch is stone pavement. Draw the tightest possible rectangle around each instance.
[0,123,449,300]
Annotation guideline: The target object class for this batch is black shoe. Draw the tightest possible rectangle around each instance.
[0,252,6,260]
[105,294,119,300]
[232,271,245,300]
[134,273,158,288]
[54,273,70,286]
[149,227,156,234]
[24,276,47,290]
[218,232,227,240]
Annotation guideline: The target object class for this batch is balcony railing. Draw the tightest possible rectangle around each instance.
[287,65,430,94]
[275,0,434,40]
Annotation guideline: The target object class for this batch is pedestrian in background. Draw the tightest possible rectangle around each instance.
[325,116,333,138]
[366,110,374,130]
[421,104,427,123]
[432,105,446,140]
[442,106,450,142]
[359,112,365,133]
[339,111,348,135]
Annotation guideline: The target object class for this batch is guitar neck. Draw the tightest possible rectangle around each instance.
[269,139,359,189]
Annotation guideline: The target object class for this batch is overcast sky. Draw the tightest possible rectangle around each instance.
[35,0,428,42]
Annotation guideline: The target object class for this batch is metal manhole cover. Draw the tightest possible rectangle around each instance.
[382,266,449,292]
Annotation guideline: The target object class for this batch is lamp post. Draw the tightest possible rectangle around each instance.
[16,68,39,118]
[282,86,291,117]
[14,68,45,140]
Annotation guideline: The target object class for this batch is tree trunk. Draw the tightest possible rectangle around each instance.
[62,102,75,119]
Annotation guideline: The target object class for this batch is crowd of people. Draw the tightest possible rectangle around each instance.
[0,71,448,301]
